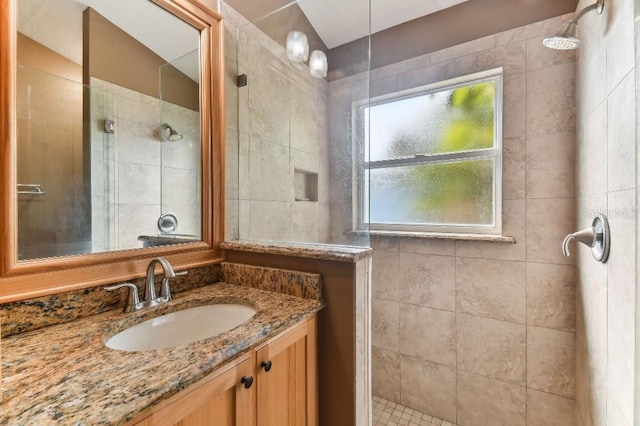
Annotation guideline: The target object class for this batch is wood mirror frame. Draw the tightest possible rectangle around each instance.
[0,0,225,303]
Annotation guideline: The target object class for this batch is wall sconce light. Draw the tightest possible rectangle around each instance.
[309,50,328,78]
[286,31,309,63]
[286,31,328,79]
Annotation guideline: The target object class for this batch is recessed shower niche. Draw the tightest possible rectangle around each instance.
[294,169,318,202]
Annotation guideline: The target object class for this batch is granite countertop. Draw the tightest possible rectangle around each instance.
[0,283,323,425]
[221,240,373,262]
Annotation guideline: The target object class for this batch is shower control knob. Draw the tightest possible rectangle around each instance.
[241,376,253,389]
[261,360,272,372]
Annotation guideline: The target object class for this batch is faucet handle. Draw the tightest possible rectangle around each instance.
[105,283,141,313]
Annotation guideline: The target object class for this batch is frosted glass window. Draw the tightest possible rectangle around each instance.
[366,83,495,162]
[358,68,503,234]
[369,159,495,226]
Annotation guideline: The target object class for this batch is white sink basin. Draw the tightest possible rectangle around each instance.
[106,304,257,352]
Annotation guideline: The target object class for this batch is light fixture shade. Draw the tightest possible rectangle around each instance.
[542,21,580,50]
[286,31,309,63]
[309,50,328,78]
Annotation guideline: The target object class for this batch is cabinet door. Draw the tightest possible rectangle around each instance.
[131,353,256,426]
[255,316,317,426]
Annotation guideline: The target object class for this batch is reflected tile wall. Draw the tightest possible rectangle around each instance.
[90,77,200,250]
[357,13,579,426]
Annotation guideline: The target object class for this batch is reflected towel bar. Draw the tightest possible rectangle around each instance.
[17,184,45,195]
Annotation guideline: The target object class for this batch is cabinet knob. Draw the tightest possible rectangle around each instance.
[241,376,253,389]
[261,360,272,372]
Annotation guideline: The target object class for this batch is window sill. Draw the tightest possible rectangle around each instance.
[367,230,516,243]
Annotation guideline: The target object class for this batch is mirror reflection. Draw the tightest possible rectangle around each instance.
[16,0,202,260]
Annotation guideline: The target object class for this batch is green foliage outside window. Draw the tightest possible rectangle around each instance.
[386,82,496,225]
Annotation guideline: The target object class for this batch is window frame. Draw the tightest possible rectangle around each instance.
[353,67,504,235]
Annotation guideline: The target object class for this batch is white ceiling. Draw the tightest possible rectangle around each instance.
[18,0,85,65]
[17,0,200,81]
[298,0,470,49]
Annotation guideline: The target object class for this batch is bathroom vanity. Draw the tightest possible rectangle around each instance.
[0,246,372,426]
[130,315,316,426]
[0,281,322,424]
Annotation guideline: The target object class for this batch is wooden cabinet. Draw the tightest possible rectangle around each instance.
[255,315,317,426]
[130,352,255,426]
[130,315,316,426]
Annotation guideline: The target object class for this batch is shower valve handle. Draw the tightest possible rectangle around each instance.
[561,214,610,263]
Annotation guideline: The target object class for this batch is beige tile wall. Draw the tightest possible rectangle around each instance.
[355,255,373,426]
[355,14,579,425]
[575,0,637,425]
[222,2,331,243]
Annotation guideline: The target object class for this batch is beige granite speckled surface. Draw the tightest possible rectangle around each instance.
[222,262,323,301]
[0,283,322,425]
[221,240,373,262]
[0,264,223,338]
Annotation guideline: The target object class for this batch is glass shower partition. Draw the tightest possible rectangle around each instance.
[86,50,203,253]
[89,77,171,252]
[16,62,202,258]
[16,65,92,259]
[227,0,371,248]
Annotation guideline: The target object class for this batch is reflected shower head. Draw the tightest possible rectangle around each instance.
[543,0,604,50]
[162,123,183,142]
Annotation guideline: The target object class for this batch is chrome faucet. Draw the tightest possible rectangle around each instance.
[105,257,187,312]
[146,257,176,303]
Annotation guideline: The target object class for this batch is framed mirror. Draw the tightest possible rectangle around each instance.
[0,0,225,301]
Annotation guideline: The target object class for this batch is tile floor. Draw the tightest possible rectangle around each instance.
[372,396,459,426]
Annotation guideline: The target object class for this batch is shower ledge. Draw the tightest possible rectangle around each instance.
[366,230,516,243]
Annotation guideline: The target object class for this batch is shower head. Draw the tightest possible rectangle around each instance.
[162,123,183,142]
[543,21,580,50]
[543,0,604,50]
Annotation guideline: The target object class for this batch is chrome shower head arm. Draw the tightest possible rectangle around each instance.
[572,0,604,23]
[543,0,604,50]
